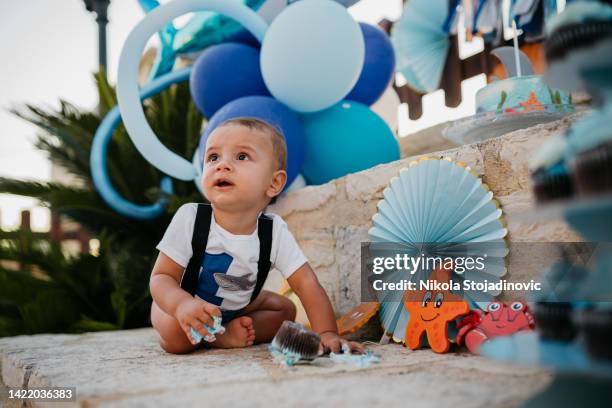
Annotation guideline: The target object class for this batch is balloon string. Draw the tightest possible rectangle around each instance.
[512,20,521,78]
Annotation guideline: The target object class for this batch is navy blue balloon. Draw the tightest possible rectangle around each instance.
[225,27,260,48]
[190,43,270,118]
[199,96,305,187]
[345,23,396,106]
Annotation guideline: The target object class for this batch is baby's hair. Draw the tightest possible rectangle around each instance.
[215,117,287,205]
[216,117,287,172]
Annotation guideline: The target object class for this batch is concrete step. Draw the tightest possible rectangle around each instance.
[1,328,550,408]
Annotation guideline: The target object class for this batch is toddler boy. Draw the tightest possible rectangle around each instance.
[150,118,363,355]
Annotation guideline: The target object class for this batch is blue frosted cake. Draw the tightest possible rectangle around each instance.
[476,75,571,114]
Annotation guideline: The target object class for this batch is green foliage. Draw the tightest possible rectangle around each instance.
[0,72,205,336]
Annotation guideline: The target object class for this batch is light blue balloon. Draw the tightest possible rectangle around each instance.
[260,0,364,113]
[138,0,267,79]
[137,0,178,80]
[301,101,400,185]
[91,69,192,219]
[117,0,268,181]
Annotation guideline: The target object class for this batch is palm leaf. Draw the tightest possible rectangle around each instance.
[1,68,205,336]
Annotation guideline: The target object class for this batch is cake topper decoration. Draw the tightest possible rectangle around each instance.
[490,46,534,79]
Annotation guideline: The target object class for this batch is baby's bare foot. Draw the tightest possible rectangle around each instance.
[211,316,256,348]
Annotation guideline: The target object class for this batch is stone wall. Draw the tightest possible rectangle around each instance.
[269,113,586,316]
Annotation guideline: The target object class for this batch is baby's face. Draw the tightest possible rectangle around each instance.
[202,125,285,212]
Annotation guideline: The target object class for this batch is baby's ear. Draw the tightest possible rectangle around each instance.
[267,170,287,199]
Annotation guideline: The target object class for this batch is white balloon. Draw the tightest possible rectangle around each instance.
[371,85,400,132]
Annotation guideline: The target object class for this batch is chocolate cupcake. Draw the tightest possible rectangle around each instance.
[530,134,575,203]
[531,162,574,203]
[531,262,589,342]
[574,141,612,196]
[564,106,612,197]
[575,307,612,361]
[545,2,612,63]
[572,258,612,361]
[534,301,577,341]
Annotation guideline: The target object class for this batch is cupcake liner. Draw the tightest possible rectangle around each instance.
[575,308,612,361]
[574,141,612,196]
[534,302,577,341]
[545,21,612,63]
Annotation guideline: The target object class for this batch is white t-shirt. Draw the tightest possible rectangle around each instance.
[156,203,308,311]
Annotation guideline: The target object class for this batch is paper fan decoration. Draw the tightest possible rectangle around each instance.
[391,0,458,93]
[368,158,508,344]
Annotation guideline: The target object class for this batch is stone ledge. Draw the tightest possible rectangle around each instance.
[270,112,587,314]
[0,328,550,408]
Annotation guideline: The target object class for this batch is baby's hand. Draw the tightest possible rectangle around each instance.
[319,331,365,355]
[175,298,220,345]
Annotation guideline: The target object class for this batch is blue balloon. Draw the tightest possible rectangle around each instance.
[138,1,267,79]
[90,69,191,219]
[117,0,268,181]
[260,0,364,113]
[190,43,270,118]
[199,96,305,187]
[301,101,399,185]
[225,27,260,48]
[345,23,396,105]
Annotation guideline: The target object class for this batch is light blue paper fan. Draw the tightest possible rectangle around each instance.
[391,0,458,93]
[368,158,508,344]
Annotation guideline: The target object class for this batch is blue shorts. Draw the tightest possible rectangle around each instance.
[220,308,245,324]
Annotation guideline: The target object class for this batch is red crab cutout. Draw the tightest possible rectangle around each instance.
[403,266,470,353]
[456,301,535,354]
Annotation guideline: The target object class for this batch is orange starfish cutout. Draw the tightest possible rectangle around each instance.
[403,265,470,353]
[519,91,545,112]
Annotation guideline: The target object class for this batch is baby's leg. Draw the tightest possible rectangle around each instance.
[243,290,297,343]
[150,301,197,354]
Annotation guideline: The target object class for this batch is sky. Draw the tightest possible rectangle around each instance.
[0,0,483,231]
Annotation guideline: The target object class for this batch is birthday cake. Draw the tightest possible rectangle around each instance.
[443,47,575,146]
[476,75,572,114]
